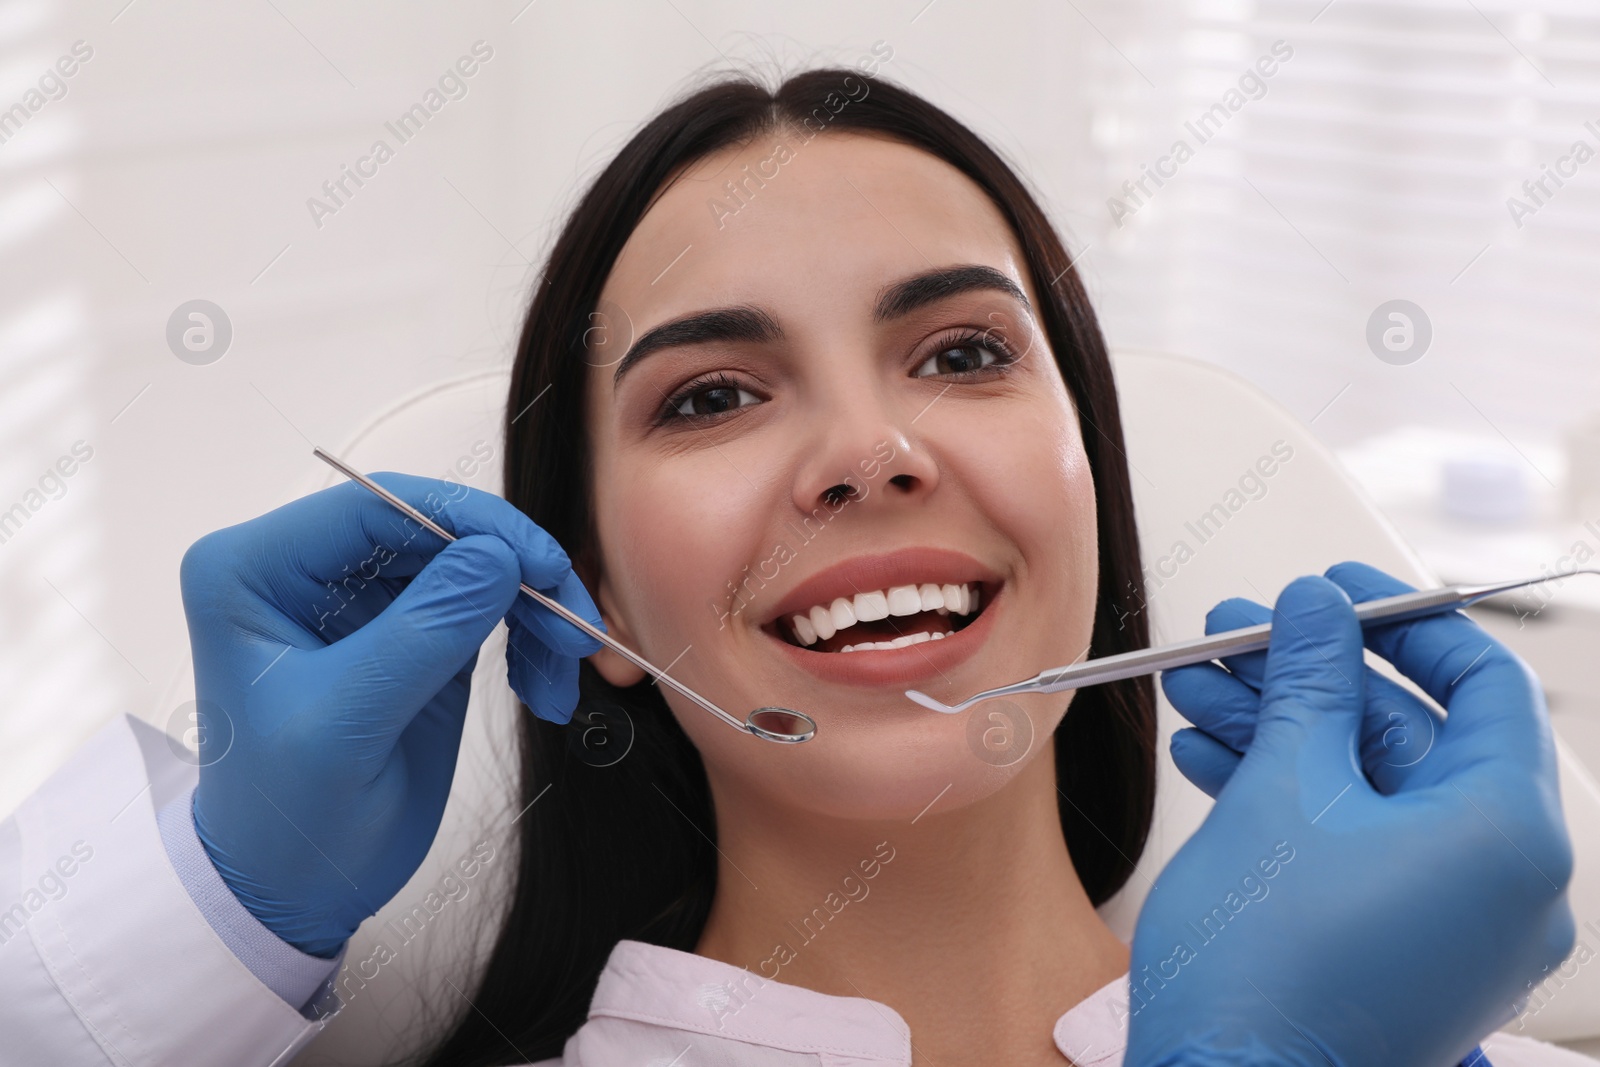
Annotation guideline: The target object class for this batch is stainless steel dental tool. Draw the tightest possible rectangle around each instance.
[312,447,816,744]
[905,570,1600,715]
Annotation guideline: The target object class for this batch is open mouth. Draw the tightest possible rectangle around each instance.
[764,581,991,654]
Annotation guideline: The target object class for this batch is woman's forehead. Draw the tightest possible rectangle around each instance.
[598,132,1034,335]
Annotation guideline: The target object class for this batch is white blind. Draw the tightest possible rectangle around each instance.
[1079,0,1600,448]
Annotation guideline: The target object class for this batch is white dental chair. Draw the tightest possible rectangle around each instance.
[238,352,1600,1063]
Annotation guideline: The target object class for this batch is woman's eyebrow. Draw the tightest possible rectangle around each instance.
[610,264,1029,389]
[612,306,782,388]
[872,264,1031,322]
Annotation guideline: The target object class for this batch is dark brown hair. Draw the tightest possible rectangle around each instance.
[420,67,1155,1066]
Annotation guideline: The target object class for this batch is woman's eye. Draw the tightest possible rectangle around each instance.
[667,376,762,420]
[660,336,1014,424]
[913,339,1009,379]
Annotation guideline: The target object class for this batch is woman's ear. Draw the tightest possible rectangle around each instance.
[582,563,648,688]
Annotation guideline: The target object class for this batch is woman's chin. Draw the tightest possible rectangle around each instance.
[711,717,1047,824]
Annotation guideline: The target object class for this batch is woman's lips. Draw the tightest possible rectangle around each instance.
[762,581,1003,690]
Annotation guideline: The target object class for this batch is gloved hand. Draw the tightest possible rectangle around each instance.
[1163,564,1451,800]
[180,474,603,957]
[1124,564,1575,1066]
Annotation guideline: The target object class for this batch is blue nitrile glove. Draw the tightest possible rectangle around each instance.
[1164,567,1451,799]
[1124,566,1575,1067]
[180,474,604,957]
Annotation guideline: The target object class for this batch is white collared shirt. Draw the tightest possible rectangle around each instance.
[526,939,1597,1067]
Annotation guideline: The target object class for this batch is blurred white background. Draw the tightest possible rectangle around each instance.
[3,0,1599,937]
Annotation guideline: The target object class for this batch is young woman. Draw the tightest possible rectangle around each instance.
[427,66,1153,1066]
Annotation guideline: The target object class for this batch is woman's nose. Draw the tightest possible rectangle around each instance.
[791,406,941,517]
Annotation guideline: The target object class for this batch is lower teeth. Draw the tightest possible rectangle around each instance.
[839,630,950,654]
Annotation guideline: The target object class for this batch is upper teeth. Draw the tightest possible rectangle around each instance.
[788,582,980,647]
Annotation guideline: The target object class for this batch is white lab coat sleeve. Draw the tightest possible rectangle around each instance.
[154,783,343,1012]
[0,713,331,1067]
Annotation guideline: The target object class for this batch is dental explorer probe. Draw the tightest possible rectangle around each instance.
[906,569,1600,715]
[312,447,816,744]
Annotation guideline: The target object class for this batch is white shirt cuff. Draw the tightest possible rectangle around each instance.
[155,784,343,1018]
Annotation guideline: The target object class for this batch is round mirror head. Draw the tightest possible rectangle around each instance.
[746,707,816,744]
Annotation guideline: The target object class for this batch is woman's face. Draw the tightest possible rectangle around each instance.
[582,131,1099,821]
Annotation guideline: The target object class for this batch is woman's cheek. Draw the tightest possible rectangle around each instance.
[1059,455,1099,597]
[973,403,1094,545]
[614,470,723,598]
[1026,410,1099,631]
